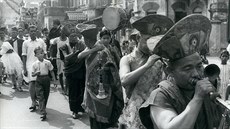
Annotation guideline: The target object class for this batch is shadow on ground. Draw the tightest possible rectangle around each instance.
[0,93,13,100]
[45,108,75,129]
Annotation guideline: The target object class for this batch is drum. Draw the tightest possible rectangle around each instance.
[102,6,128,31]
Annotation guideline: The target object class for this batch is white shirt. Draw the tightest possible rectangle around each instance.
[22,38,47,68]
[52,37,69,58]
[218,64,230,99]
[32,59,53,76]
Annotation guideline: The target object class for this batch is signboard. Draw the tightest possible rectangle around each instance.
[66,11,87,21]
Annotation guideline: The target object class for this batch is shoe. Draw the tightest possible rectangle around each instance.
[40,115,47,121]
[72,112,78,119]
[17,87,23,92]
[29,106,36,112]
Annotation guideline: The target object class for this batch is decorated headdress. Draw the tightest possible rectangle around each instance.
[77,24,98,48]
[148,14,212,62]
[130,14,174,36]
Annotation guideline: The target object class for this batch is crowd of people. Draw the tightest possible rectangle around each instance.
[0,14,230,129]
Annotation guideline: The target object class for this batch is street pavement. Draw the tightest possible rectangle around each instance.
[0,82,90,129]
[0,56,224,129]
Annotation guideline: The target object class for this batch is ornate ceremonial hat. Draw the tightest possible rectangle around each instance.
[77,24,98,48]
[149,14,211,62]
[130,14,174,36]
[78,24,98,41]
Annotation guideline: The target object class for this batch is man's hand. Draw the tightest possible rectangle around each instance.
[194,78,214,99]
[145,54,161,68]
[36,71,41,76]
[6,49,13,54]
[93,43,105,51]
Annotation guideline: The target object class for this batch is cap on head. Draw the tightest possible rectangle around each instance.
[79,24,98,41]
[130,14,174,36]
[152,14,212,62]
[77,24,98,48]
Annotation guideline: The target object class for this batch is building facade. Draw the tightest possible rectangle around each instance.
[123,0,229,55]
[38,0,229,55]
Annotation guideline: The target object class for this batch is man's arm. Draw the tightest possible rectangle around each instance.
[50,70,57,81]
[150,97,203,129]
[22,55,27,76]
[78,44,104,60]
[119,54,160,87]
[150,79,214,129]
[22,41,27,76]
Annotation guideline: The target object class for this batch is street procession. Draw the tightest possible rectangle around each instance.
[0,0,230,129]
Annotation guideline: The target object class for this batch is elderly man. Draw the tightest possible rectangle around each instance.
[119,14,174,128]
[139,14,222,129]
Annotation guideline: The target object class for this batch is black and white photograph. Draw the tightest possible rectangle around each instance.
[0,0,230,129]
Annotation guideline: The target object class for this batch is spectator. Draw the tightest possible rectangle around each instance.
[41,28,50,57]
[61,29,86,119]
[8,27,24,59]
[22,25,47,112]
[32,47,56,121]
[218,50,230,100]
[0,27,24,92]
[48,19,62,83]
[50,26,69,95]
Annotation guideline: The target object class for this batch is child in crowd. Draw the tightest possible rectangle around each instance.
[32,47,56,121]
[218,50,230,100]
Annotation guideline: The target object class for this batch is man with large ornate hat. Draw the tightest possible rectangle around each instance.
[78,24,124,129]
[139,14,222,129]
[119,14,174,128]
